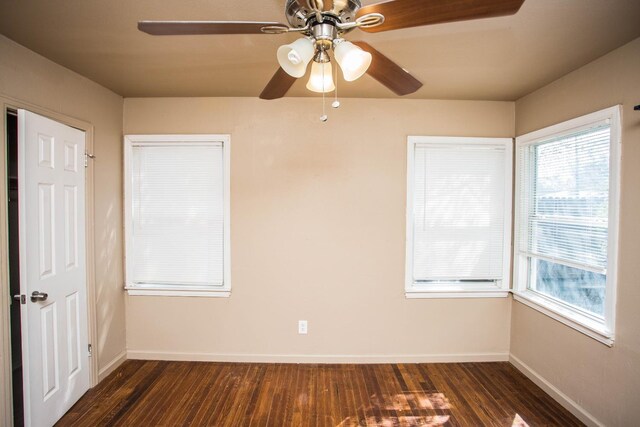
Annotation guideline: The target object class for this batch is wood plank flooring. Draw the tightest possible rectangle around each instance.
[57,360,583,426]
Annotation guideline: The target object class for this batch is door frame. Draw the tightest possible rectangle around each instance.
[0,94,99,426]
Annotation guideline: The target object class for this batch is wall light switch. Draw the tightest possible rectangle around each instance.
[298,320,308,335]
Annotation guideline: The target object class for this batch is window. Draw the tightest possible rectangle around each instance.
[514,106,621,345]
[405,136,513,298]
[124,134,231,297]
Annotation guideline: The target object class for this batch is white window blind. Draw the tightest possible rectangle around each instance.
[409,140,509,286]
[518,122,611,315]
[130,142,225,288]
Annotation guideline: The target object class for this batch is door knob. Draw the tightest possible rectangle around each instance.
[30,291,48,303]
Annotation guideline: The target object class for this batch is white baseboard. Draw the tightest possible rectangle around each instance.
[509,354,603,427]
[98,349,128,382]
[127,350,509,364]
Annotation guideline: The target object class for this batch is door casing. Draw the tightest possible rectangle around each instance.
[0,94,99,426]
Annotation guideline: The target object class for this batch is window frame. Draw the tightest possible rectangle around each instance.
[123,134,231,297]
[513,106,621,346]
[405,136,513,299]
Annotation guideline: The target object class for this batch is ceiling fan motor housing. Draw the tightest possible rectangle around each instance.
[285,0,362,29]
[312,23,338,51]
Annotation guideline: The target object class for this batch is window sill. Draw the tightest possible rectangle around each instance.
[406,290,509,299]
[512,290,613,347]
[125,287,231,298]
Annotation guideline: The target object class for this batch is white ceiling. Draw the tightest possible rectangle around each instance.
[1,0,639,100]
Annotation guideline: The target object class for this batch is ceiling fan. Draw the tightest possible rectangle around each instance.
[138,0,526,100]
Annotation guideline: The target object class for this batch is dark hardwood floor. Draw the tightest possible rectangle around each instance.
[57,360,583,426]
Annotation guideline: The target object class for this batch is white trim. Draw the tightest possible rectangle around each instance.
[405,135,416,294]
[223,134,232,297]
[131,141,222,147]
[409,136,512,146]
[123,134,232,296]
[513,105,621,345]
[605,106,621,338]
[515,108,615,145]
[509,354,604,427]
[0,103,14,427]
[512,293,613,346]
[405,136,513,296]
[406,291,509,299]
[123,134,225,143]
[518,250,605,275]
[97,350,127,382]
[127,350,509,364]
[126,289,231,298]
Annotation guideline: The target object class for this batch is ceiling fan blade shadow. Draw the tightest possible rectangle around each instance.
[356,0,525,33]
[138,21,287,35]
[352,41,423,96]
[260,68,297,100]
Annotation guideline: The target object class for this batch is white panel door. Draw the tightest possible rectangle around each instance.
[18,110,89,427]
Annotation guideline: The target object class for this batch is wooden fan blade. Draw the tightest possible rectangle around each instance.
[138,21,287,35]
[259,68,297,100]
[357,0,525,33]
[352,41,423,96]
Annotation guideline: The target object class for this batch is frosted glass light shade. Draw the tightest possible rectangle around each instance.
[277,38,315,78]
[306,61,335,93]
[334,41,372,81]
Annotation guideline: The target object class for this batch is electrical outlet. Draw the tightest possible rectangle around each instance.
[298,320,308,335]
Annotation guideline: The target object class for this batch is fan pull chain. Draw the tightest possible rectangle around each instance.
[320,57,328,122]
[332,61,340,109]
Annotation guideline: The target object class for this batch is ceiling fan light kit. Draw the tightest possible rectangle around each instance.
[138,0,526,106]
[306,60,335,93]
[333,40,373,82]
[275,1,382,95]
[277,37,315,78]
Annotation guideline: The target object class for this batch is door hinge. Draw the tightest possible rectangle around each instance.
[84,152,95,168]
[88,344,93,357]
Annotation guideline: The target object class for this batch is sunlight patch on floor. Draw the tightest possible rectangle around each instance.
[336,392,452,426]
[337,415,451,427]
[512,413,530,426]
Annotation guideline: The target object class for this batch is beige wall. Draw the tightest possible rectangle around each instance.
[4,23,639,425]
[123,97,515,360]
[512,38,640,426]
[0,35,126,373]
[2,20,639,425]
